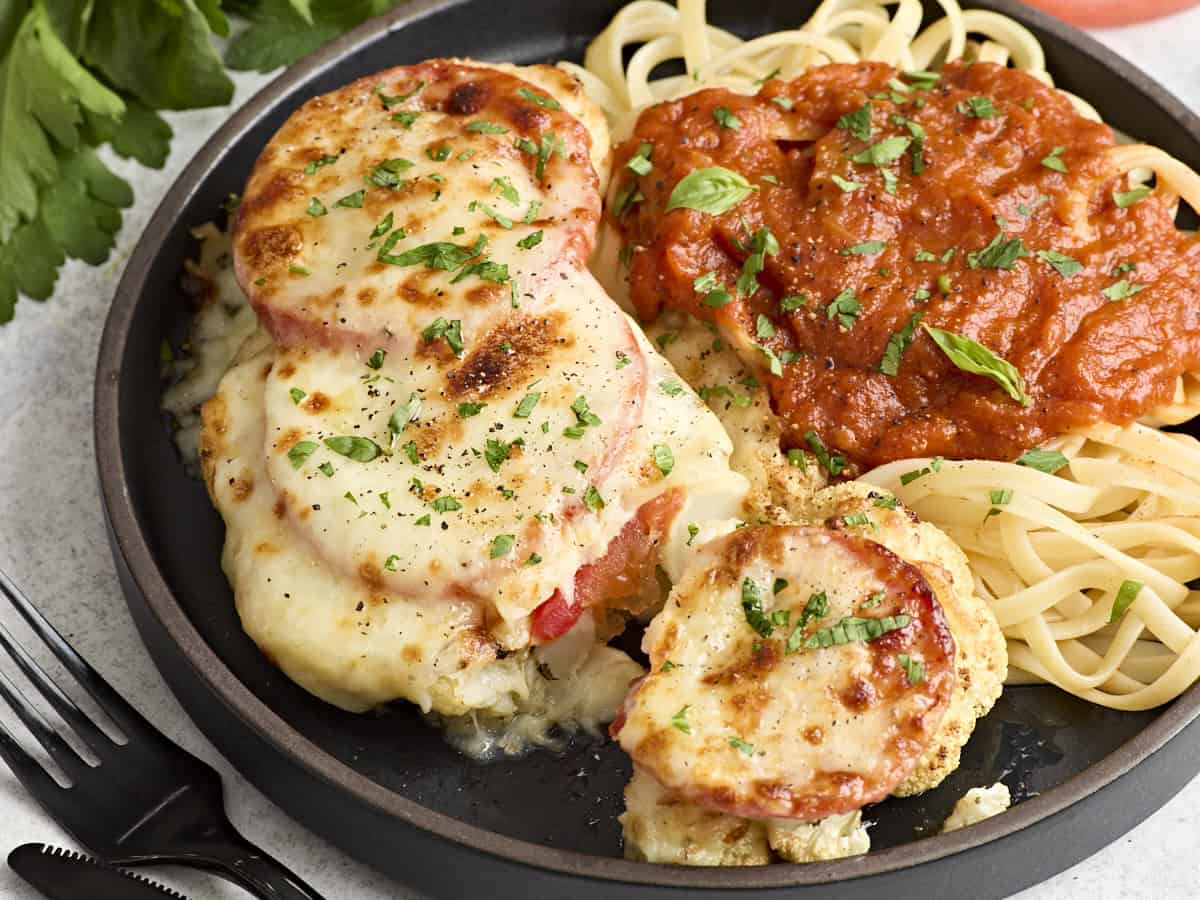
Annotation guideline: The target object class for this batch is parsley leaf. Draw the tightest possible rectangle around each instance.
[226,0,407,73]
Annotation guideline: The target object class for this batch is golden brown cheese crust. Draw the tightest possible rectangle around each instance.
[615,524,956,821]
[234,60,604,352]
[776,480,1007,797]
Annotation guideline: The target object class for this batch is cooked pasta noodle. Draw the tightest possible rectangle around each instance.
[574,0,1200,710]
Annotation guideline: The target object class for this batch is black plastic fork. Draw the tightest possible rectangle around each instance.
[0,567,326,900]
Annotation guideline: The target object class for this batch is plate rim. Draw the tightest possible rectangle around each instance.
[94,0,1200,889]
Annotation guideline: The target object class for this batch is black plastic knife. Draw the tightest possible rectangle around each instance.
[8,843,190,899]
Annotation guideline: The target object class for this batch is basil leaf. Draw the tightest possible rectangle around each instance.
[923,324,1030,406]
[840,240,886,256]
[666,166,758,215]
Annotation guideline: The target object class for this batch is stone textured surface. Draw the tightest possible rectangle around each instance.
[1,8,1199,898]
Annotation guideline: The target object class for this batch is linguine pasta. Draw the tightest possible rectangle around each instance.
[571,0,1200,710]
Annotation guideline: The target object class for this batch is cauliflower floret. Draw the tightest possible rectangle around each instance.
[767,812,871,863]
[782,481,1007,797]
[942,783,1012,833]
[620,766,771,866]
[641,314,825,517]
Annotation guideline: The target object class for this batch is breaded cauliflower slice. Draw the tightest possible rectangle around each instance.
[766,812,871,863]
[621,766,771,866]
[780,481,1007,797]
[621,766,870,865]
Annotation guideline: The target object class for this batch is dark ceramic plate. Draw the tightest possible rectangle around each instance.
[95,2,1200,898]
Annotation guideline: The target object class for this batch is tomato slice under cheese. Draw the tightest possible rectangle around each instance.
[614,524,956,821]
[233,61,604,353]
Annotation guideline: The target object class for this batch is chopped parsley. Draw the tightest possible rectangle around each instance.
[306,197,326,217]
[583,485,605,512]
[430,496,462,513]
[457,401,487,418]
[466,120,507,134]
[389,392,422,435]
[1015,448,1069,473]
[837,101,874,142]
[652,444,675,477]
[289,388,306,404]
[421,317,465,356]
[324,436,383,462]
[840,240,886,256]
[1036,249,1083,278]
[671,705,692,734]
[515,228,544,251]
[287,440,317,469]
[729,737,755,756]
[303,155,339,175]
[898,653,926,685]
[1041,146,1067,173]
[713,106,742,130]
[831,174,862,192]
[967,233,1029,270]
[627,141,654,175]
[368,158,414,189]
[741,578,773,637]
[804,614,911,648]
[958,96,999,118]
[880,311,922,376]
[804,430,845,476]
[1102,279,1146,301]
[366,348,386,369]
[517,87,561,109]
[335,190,365,209]
[825,288,861,329]
[1109,580,1144,623]
[513,392,541,418]
[490,534,516,558]
[848,135,910,166]
[1113,186,1152,208]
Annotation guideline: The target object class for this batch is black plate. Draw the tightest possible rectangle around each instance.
[94,2,1200,898]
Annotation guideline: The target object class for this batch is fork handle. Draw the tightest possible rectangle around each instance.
[199,836,327,900]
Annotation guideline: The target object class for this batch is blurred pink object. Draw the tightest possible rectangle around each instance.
[1021,0,1200,27]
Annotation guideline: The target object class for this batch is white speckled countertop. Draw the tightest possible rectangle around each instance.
[2,8,1200,899]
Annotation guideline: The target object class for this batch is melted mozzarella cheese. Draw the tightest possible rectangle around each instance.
[162,224,257,468]
[263,267,747,633]
[234,61,605,352]
[617,525,956,821]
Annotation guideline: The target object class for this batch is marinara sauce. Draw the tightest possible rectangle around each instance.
[610,62,1200,474]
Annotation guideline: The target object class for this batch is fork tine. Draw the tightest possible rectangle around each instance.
[0,716,65,798]
[0,568,147,741]
[0,666,91,779]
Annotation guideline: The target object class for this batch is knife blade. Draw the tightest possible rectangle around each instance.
[7,843,190,900]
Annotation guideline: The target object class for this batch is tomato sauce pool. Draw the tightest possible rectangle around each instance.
[609,61,1200,475]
